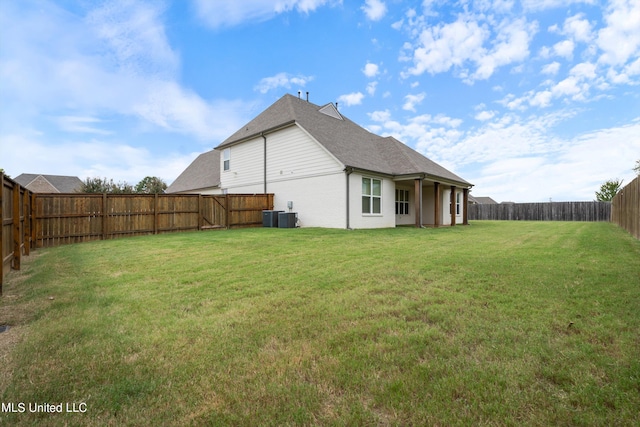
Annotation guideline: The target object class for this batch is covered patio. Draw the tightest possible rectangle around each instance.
[394,176,471,228]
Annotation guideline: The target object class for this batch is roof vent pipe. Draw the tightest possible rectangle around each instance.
[336,102,339,111]
[306,91,309,102]
[298,90,301,99]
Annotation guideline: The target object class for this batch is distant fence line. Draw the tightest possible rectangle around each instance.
[468,201,611,222]
[611,176,640,240]
[1,171,273,293]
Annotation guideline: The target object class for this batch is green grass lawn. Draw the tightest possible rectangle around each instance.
[1,221,639,426]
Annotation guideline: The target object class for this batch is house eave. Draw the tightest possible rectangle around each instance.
[216,120,297,149]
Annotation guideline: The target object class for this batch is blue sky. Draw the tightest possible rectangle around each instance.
[1,0,639,202]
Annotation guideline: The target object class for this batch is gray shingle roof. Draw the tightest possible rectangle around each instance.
[218,94,471,186]
[14,174,83,193]
[166,150,220,193]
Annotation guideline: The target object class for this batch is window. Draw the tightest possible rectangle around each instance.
[362,177,381,214]
[456,192,461,215]
[396,189,409,215]
[223,148,230,171]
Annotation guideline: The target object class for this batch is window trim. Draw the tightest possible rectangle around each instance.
[362,177,382,215]
[223,148,230,171]
[456,191,461,215]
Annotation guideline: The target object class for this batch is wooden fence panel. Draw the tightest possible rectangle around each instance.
[201,196,227,229]
[1,174,32,292]
[468,201,611,222]
[36,194,104,247]
[32,193,274,248]
[155,194,200,234]
[612,176,640,239]
[228,194,274,228]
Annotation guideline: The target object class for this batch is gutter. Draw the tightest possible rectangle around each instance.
[262,133,267,194]
[345,167,353,229]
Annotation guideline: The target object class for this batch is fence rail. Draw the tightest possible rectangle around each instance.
[611,176,640,239]
[468,201,611,222]
[0,173,273,291]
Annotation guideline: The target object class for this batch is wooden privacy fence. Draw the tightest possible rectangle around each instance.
[34,193,274,247]
[0,174,273,292]
[468,201,611,222]
[611,176,640,239]
[1,174,32,295]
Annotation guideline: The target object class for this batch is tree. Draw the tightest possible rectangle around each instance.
[0,168,9,178]
[135,176,167,194]
[78,177,134,194]
[634,159,640,176]
[595,179,623,202]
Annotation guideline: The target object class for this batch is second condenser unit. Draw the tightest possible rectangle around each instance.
[278,212,297,228]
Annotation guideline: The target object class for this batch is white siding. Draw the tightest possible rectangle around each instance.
[220,124,348,228]
[220,137,265,191]
[349,173,395,229]
[266,125,343,183]
[270,173,346,228]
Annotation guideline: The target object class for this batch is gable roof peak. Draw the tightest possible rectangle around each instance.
[318,103,343,120]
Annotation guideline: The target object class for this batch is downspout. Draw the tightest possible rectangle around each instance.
[345,167,353,229]
[262,133,267,194]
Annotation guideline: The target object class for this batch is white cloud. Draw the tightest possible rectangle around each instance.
[254,72,314,93]
[542,61,561,75]
[0,131,198,185]
[471,18,537,81]
[403,93,426,111]
[405,17,487,76]
[366,81,378,96]
[521,0,596,12]
[562,13,593,43]
[370,105,640,202]
[363,62,380,77]
[362,0,387,21]
[474,110,496,121]
[338,92,365,106]
[597,0,640,66]
[553,39,575,58]
[192,0,340,28]
[56,116,112,135]
[369,109,391,122]
[0,1,250,142]
[402,13,536,82]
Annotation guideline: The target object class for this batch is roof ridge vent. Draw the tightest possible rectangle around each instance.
[318,103,343,120]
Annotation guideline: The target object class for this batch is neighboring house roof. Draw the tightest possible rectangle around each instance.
[166,150,221,193]
[469,196,498,204]
[218,94,471,187]
[13,173,83,193]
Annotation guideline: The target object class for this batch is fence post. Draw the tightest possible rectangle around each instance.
[198,194,203,231]
[154,193,159,234]
[31,193,37,249]
[102,193,107,240]
[225,194,230,229]
[0,173,3,294]
[23,189,30,256]
[13,184,21,271]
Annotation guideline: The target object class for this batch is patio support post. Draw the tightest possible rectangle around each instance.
[463,188,469,225]
[434,182,440,228]
[414,178,422,228]
[450,186,456,226]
